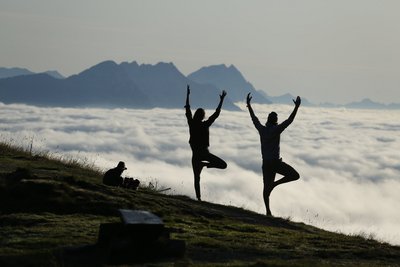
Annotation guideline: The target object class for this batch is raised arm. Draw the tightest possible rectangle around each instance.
[185,85,192,121]
[282,96,301,126]
[216,90,226,111]
[206,90,227,125]
[246,93,262,130]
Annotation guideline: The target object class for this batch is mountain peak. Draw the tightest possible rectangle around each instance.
[0,67,34,79]
[188,64,270,104]
[155,61,174,66]
[77,60,119,77]
[154,62,179,71]
[93,60,118,69]
[43,70,64,79]
[228,64,239,71]
[121,61,139,68]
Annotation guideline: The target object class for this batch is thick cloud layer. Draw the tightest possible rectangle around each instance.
[1,102,399,245]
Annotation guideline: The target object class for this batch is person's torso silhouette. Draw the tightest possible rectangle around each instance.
[187,110,218,151]
[254,119,293,160]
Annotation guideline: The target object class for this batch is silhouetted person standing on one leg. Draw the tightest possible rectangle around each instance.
[246,93,301,216]
[185,85,227,201]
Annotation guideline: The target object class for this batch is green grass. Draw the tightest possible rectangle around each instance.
[1,142,400,266]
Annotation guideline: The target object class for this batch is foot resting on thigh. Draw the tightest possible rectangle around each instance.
[201,161,209,168]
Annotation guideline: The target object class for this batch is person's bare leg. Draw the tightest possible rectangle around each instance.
[192,158,204,201]
[262,162,276,216]
[204,152,227,169]
[263,184,273,216]
[273,161,300,188]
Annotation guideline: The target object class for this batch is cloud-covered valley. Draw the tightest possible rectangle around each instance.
[1,102,399,245]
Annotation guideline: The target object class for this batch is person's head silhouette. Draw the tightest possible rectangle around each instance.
[193,108,205,121]
[267,112,278,125]
[117,161,127,171]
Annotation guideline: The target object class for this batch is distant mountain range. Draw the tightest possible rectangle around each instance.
[343,98,400,110]
[0,63,398,110]
[0,62,241,110]
[0,67,64,79]
[259,92,314,107]
[260,91,400,110]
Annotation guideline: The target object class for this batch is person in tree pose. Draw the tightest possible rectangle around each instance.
[185,85,227,201]
[246,93,301,216]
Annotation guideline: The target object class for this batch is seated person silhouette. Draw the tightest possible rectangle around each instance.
[185,85,227,201]
[103,161,127,187]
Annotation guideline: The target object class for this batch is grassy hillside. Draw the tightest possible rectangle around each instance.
[1,142,400,266]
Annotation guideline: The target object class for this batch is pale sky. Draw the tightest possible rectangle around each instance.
[1,0,400,104]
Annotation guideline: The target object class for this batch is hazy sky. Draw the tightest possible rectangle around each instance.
[1,0,400,104]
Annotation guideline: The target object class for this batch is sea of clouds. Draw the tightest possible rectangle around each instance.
[1,102,399,245]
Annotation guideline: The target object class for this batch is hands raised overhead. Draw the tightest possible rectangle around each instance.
[293,96,301,107]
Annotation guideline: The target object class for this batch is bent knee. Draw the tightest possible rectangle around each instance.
[217,161,227,169]
[293,172,300,180]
